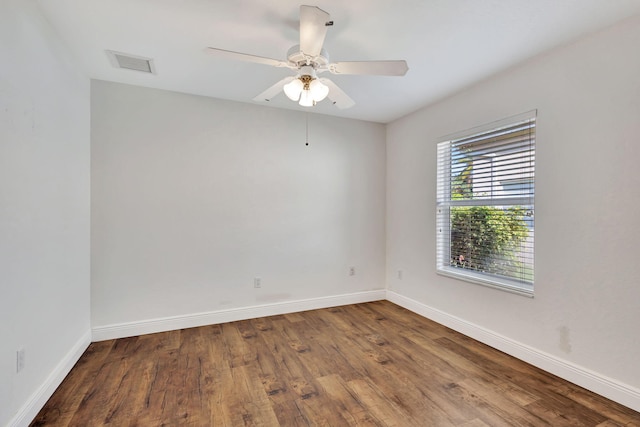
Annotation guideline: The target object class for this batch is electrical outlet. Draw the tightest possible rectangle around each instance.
[16,348,25,373]
[254,277,261,288]
[349,266,355,276]
[397,270,403,280]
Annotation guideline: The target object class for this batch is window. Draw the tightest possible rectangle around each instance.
[436,111,536,296]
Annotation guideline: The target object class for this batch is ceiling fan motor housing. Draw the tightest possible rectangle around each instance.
[287,44,329,71]
[299,65,316,80]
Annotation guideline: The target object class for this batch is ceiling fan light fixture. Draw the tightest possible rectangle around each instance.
[309,79,329,102]
[284,78,304,101]
[299,89,314,107]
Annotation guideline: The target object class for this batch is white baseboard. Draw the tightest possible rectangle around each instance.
[385,290,640,413]
[8,329,91,427]
[92,290,386,341]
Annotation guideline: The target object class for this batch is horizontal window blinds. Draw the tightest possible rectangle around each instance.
[436,112,536,294]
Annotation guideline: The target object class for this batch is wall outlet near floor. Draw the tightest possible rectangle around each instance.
[16,348,25,373]
[349,266,356,276]
[254,277,261,288]
[397,270,403,280]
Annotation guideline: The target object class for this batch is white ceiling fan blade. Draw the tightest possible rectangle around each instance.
[252,76,295,102]
[329,60,409,76]
[299,5,330,57]
[320,78,355,109]
[206,47,289,68]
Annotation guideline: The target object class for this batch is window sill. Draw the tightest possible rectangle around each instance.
[437,266,534,298]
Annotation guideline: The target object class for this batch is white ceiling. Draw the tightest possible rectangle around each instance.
[36,0,640,123]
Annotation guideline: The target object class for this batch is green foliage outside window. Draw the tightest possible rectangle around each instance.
[450,206,528,278]
[449,159,529,280]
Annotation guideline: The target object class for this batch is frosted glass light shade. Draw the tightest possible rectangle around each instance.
[309,79,329,102]
[283,78,303,101]
[299,90,314,107]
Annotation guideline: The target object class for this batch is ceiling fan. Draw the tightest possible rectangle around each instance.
[206,5,408,109]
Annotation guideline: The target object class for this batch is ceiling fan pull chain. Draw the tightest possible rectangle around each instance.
[305,113,309,146]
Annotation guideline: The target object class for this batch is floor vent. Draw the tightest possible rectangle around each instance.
[106,50,156,74]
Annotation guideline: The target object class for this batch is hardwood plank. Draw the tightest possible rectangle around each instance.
[433,336,611,425]
[226,364,280,426]
[459,419,492,427]
[71,337,145,425]
[346,377,417,426]
[31,301,640,426]
[316,374,385,426]
[397,328,542,410]
[555,381,640,426]
[595,420,627,427]
[30,340,115,426]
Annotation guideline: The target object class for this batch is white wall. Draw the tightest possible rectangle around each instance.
[91,81,386,332]
[387,15,640,408]
[0,1,91,425]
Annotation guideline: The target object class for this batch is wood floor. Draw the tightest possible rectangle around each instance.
[31,301,640,426]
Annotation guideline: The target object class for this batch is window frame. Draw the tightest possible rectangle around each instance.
[436,111,536,297]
